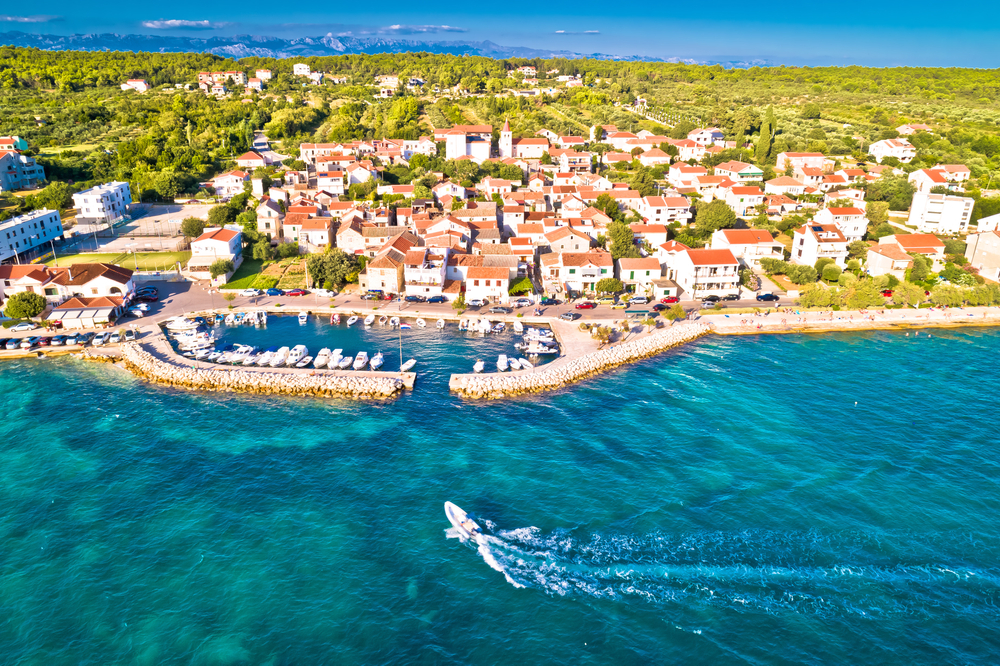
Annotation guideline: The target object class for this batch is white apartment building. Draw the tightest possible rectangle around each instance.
[673,248,740,298]
[868,138,916,164]
[907,191,974,234]
[0,151,45,192]
[814,206,869,242]
[791,224,849,267]
[0,209,63,262]
[293,63,311,76]
[709,228,784,269]
[72,181,133,223]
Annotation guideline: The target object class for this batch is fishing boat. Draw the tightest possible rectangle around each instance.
[378,315,388,326]
[330,349,343,368]
[473,359,485,373]
[214,314,224,326]
[337,355,353,369]
[436,318,445,329]
[257,346,278,366]
[260,311,267,326]
[194,348,211,360]
[496,354,509,372]
[507,357,522,370]
[269,346,290,367]
[478,318,491,334]
[346,315,359,326]
[444,501,483,540]
[298,312,308,325]
[513,320,523,333]
[314,348,331,369]
[400,359,416,372]
[518,357,534,369]
[352,351,369,370]
[234,312,246,324]
[491,322,506,334]
[224,313,236,325]
[370,352,384,371]
[287,344,309,366]
[364,314,375,328]
[389,316,399,328]
[400,323,412,330]
[416,318,426,328]
[295,356,313,369]
[526,342,558,355]
[332,313,341,325]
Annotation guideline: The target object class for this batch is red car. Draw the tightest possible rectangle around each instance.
[881,289,893,297]
[660,296,680,304]
[285,289,307,297]
[574,301,597,310]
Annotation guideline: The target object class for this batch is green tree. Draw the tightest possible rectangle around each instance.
[210,258,235,279]
[664,303,686,321]
[694,200,737,237]
[801,103,821,119]
[786,264,818,285]
[180,217,205,239]
[866,201,890,225]
[595,277,624,294]
[508,276,533,294]
[208,205,238,227]
[822,264,843,282]
[452,292,466,311]
[815,257,836,274]
[4,291,46,319]
[755,106,775,164]
[252,240,274,261]
[847,240,869,261]
[908,253,932,282]
[607,220,640,260]
[276,241,299,259]
[892,281,925,307]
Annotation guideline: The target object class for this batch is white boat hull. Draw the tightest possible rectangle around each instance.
[444,501,482,539]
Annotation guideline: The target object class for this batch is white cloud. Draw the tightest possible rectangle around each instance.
[555,30,600,35]
[141,19,226,30]
[377,25,468,35]
[0,15,63,23]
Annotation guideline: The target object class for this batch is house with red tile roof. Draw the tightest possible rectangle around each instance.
[815,206,869,242]
[235,151,267,169]
[869,138,916,164]
[866,244,913,279]
[724,186,766,217]
[673,248,741,298]
[539,250,614,294]
[710,228,784,269]
[617,257,662,291]
[792,224,849,267]
[879,233,946,269]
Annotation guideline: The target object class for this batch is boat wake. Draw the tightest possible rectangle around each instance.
[451,524,1000,618]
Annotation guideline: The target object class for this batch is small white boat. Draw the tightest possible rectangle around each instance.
[473,359,485,373]
[378,315,388,326]
[353,351,369,370]
[436,318,445,329]
[518,357,534,369]
[314,348,331,368]
[508,357,522,370]
[257,348,275,366]
[243,351,262,365]
[496,354,509,372]
[295,356,313,369]
[370,352,384,371]
[416,318,426,328]
[389,316,399,328]
[287,344,309,366]
[206,351,222,362]
[338,355,353,369]
[270,346,290,367]
[478,318,491,334]
[332,313,340,324]
[260,311,268,326]
[298,312,308,325]
[444,501,483,539]
[166,317,199,330]
[400,358,416,372]
[491,322,505,334]
[330,349,343,367]
[194,348,211,359]
[364,314,375,328]
[513,320,524,333]
[346,316,359,326]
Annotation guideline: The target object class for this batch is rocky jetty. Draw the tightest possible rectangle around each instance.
[104,342,405,399]
[452,323,710,399]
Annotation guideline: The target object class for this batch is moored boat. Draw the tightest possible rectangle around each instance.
[295,356,313,368]
[346,315,359,326]
[513,320,523,333]
[496,354,509,372]
[353,351,369,370]
[287,344,309,366]
[364,314,375,328]
[370,352,384,371]
[330,349,343,367]
[459,319,469,331]
[314,348,331,368]
[332,313,340,324]
[518,357,534,369]
[507,357,522,370]
[389,316,399,328]
[269,346,290,367]
[436,318,445,329]
[400,358,416,372]
[257,346,278,366]
[473,359,485,373]
[337,355,353,369]
[298,312,308,325]
[378,315,388,326]
[416,318,426,328]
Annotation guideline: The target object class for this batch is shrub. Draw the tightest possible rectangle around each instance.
[786,264,818,285]
[180,217,206,239]
[815,257,836,274]
[760,258,789,275]
[276,242,300,259]
[664,303,686,321]
[822,264,843,282]
[210,258,235,279]
[595,277,623,294]
[4,291,46,319]
[452,293,466,311]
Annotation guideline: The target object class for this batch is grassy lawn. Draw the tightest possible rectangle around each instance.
[46,251,191,271]
[38,143,101,155]
[220,258,265,289]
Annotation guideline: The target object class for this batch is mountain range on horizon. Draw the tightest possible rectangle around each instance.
[0,31,781,68]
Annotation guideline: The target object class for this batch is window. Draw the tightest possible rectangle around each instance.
[474,280,480,286]
[568,268,576,275]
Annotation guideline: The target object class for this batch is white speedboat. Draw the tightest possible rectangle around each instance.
[518,357,533,369]
[287,344,308,366]
[491,322,505,334]
[230,345,255,364]
[194,348,211,360]
[346,315,359,326]
[270,346,290,367]
[389,317,399,328]
[298,312,308,325]
[436,318,445,329]
[206,351,222,362]
[314,348,331,368]
[444,501,483,539]
[330,349,343,367]
[338,355,353,369]
[353,351,369,370]
[257,346,278,366]
[166,317,199,331]
[497,354,509,372]
[364,314,375,328]
[378,315,388,326]
[400,358,416,372]
[473,359,485,373]
[416,318,426,328]
[478,319,491,334]
[295,356,313,368]
[243,351,262,366]
[332,313,340,324]
[370,352,384,371]
[224,313,237,325]
[508,357,522,370]
[513,320,523,333]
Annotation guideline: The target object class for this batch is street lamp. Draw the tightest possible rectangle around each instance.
[28,233,58,267]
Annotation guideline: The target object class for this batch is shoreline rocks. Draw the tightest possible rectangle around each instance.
[451,323,710,399]
[96,343,405,399]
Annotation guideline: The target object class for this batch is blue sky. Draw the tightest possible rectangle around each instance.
[3,2,1000,66]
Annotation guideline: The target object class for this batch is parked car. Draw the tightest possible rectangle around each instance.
[135,294,159,303]
[559,312,581,321]
[127,309,144,318]
[512,297,532,308]
[467,299,486,307]
[660,296,680,304]
[0,338,9,348]
[701,295,721,303]
[629,296,649,305]
[10,322,37,332]
[881,289,893,297]
[92,332,109,346]
[50,335,67,346]
[240,288,263,297]
[64,333,79,346]
[652,303,668,312]
[404,295,426,303]
[756,293,780,302]
[131,303,150,312]
[489,306,512,314]
[722,293,741,301]
[540,298,560,306]
[427,295,447,303]
[360,293,381,301]
[77,333,94,346]
[135,287,157,297]
[266,288,285,297]
[611,302,628,309]
[594,296,616,305]
[20,336,40,349]
[312,289,338,298]
[36,336,52,347]
[5,339,21,350]
[122,329,136,342]
[108,331,121,344]
[575,301,597,310]
[701,300,721,309]
[285,288,307,297]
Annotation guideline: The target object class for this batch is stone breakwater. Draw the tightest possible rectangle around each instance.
[451,323,711,399]
[97,343,405,399]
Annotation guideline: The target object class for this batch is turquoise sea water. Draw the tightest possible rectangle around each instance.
[2,327,999,664]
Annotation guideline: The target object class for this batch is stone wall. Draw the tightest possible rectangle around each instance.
[452,323,710,399]
[105,342,405,399]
